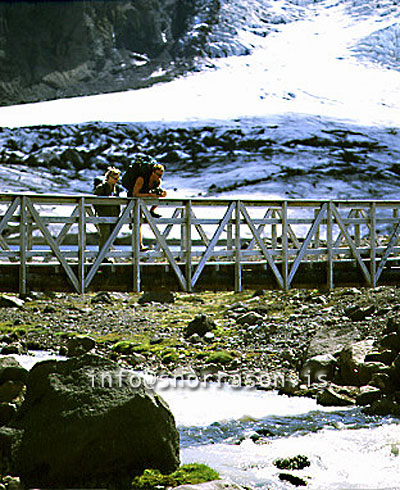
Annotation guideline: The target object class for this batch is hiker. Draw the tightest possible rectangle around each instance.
[94,167,121,262]
[121,154,167,250]
[121,154,167,218]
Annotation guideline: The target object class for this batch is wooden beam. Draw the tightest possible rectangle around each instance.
[332,204,372,285]
[192,203,235,289]
[141,202,187,291]
[288,203,327,287]
[26,198,81,293]
[240,202,284,289]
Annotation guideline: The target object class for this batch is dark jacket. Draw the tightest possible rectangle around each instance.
[94,181,121,217]
[127,174,161,197]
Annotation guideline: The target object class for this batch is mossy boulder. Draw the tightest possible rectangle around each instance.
[132,464,220,489]
[205,351,235,366]
[8,354,180,489]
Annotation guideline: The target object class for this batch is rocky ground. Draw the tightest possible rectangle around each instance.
[1,285,400,488]
[0,285,396,383]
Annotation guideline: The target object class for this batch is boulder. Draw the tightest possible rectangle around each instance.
[300,354,337,384]
[380,333,400,353]
[0,344,23,356]
[344,304,374,322]
[0,295,24,309]
[9,354,179,489]
[0,382,25,404]
[316,386,355,407]
[363,397,400,417]
[66,336,96,357]
[356,386,382,406]
[390,353,400,383]
[184,314,216,338]
[139,291,176,305]
[369,373,396,394]
[236,311,264,326]
[0,402,17,427]
[0,427,22,477]
[335,340,375,386]
[0,358,28,385]
[356,362,388,386]
[306,322,360,358]
[274,455,310,470]
[384,316,400,335]
[364,349,397,366]
[278,473,308,487]
[90,291,113,304]
[277,376,301,396]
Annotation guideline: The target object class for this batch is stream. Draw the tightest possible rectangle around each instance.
[11,352,400,490]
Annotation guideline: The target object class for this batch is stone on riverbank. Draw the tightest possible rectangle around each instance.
[66,335,96,357]
[173,481,246,490]
[0,296,24,309]
[185,313,216,338]
[7,354,180,489]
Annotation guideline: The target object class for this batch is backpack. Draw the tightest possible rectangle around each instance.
[121,154,157,193]
[93,175,104,190]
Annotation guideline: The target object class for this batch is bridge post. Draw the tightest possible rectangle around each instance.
[132,199,141,292]
[19,196,27,294]
[272,210,278,248]
[370,202,376,288]
[185,201,192,292]
[78,197,86,293]
[234,200,241,292]
[282,201,288,290]
[355,209,361,248]
[327,201,333,290]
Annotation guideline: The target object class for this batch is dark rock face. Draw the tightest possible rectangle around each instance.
[9,354,180,489]
[0,0,281,106]
[0,0,195,105]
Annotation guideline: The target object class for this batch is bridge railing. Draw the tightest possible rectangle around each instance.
[1,193,400,293]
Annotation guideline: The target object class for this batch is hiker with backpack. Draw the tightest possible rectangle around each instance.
[121,154,167,216]
[121,153,167,250]
[94,166,121,263]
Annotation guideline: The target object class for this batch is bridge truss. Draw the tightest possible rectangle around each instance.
[1,193,399,293]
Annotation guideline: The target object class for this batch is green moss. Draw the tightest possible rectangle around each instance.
[131,343,151,354]
[206,350,235,365]
[112,341,139,354]
[274,455,311,470]
[194,351,208,360]
[161,350,179,364]
[0,322,20,334]
[0,322,41,336]
[131,464,219,489]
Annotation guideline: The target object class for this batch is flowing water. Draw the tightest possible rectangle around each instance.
[160,383,400,490]
[9,352,400,489]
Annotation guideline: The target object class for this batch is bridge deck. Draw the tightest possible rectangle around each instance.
[1,194,400,293]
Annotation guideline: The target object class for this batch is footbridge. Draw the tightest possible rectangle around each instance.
[1,193,400,294]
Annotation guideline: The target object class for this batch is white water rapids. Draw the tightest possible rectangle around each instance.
[10,352,400,490]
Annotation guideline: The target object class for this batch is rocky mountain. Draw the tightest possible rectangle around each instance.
[0,0,295,106]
